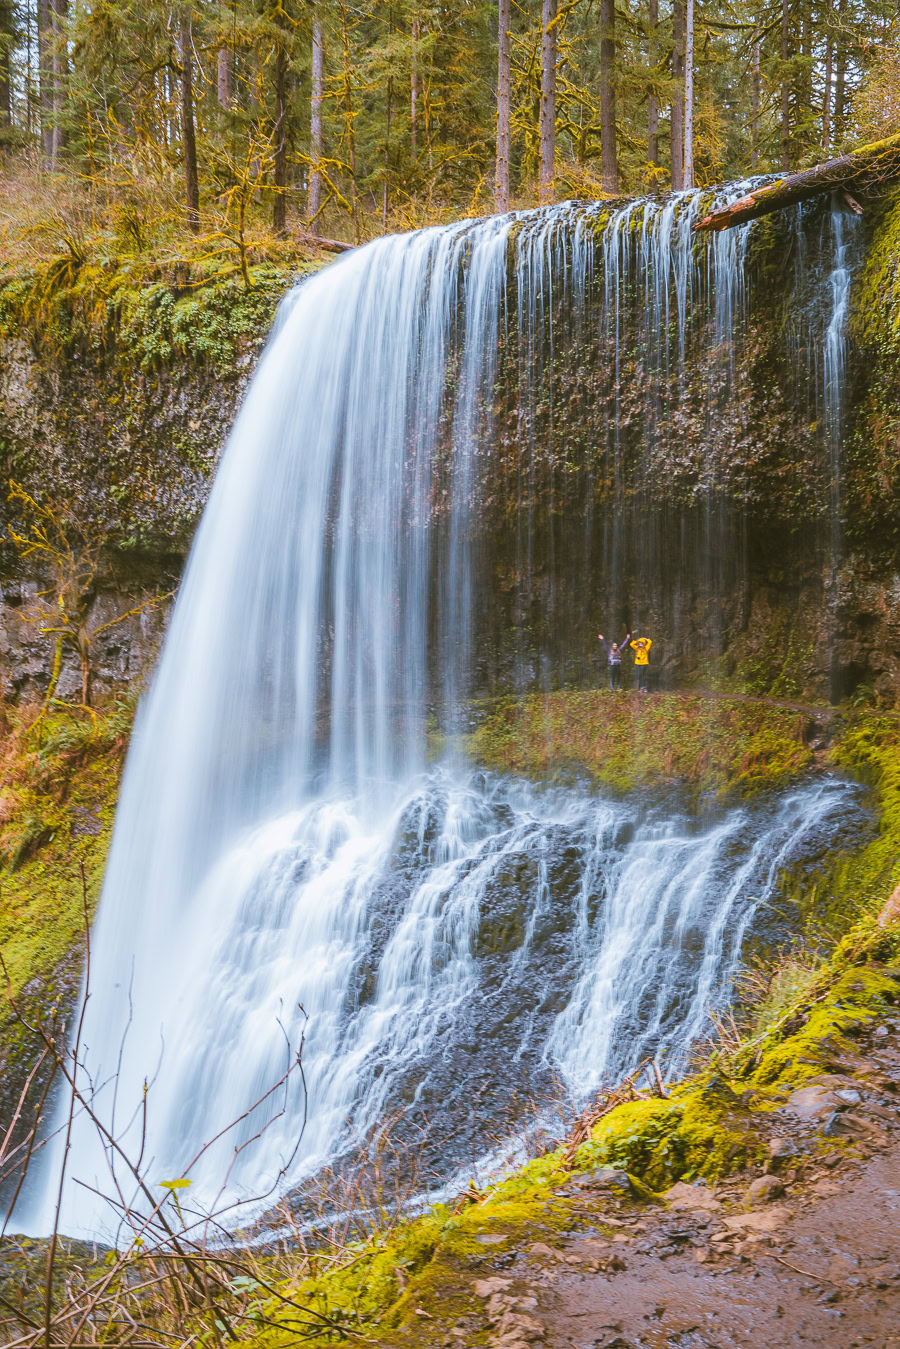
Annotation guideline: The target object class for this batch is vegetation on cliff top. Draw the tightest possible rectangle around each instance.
[0,245,319,377]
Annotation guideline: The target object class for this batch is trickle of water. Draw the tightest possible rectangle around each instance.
[20,190,864,1239]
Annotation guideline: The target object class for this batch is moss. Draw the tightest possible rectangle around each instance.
[467,691,814,799]
[826,716,900,923]
[845,187,900,549]
[0,257,319,378]
[748,964,898,1087]
[0,701,130,1011]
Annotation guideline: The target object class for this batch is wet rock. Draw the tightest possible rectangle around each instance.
[767,1137,799,1171]
[665,1180,721,1210]
[573,1167,632,1195]
[785,1084,847,1120]
[491,1308,545,1345]
[746,1174,785,1205]
[723,1205,791,1235]
[474,1277,513,1298]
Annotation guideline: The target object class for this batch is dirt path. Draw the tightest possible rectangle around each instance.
[527,1139,900,1348]
[423,1010,900,1349]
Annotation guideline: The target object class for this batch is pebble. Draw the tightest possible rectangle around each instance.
[746,1174,785,1205]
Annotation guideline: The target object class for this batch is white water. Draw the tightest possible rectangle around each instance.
[20,196,866,1239]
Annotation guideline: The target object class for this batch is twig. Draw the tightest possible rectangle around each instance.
[768,1253,841,1286]
[45,862,92,1349]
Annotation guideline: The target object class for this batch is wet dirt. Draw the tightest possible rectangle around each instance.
[428,1010,900,1349]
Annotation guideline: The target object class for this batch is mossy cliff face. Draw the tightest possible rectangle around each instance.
[453,196,900,703]
[1,199,900,703]
[0,262,318,700]
[0,701,129,1154]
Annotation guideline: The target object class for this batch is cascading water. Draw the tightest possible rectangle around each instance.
[20,192,867,1239]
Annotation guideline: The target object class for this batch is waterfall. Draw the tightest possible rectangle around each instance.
[823,205,861,699]
[19,193,865,1240]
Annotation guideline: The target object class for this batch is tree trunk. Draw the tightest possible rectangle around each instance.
[751,30,760,170]
[539,0,557,203]
[822,28,833,154]
[799,3,811,157]
[273,11,288,236]
[411,16,418,161]
[80,649,92,709]
[647,0,658,168]
[309,15,324,220]
[833,0,846,149]
[495,0,510,211]
[179,10,200,233]
[671,0,684,190]
[37,0,52,166]
[217,46,232,110]
[694,130,900,233]
[0,0,12,127]
[382,72,392,230]
[682,0,694,188]
[49,0,67,166]
[340,0,359,240]
[599,0,618,192]
[780,0,790,171]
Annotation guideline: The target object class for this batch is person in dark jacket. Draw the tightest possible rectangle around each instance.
[598,632,631,690]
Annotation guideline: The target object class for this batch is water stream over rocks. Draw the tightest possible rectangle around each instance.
[20,190,867,1239]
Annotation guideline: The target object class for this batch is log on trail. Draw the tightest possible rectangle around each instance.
[693,131,900,233]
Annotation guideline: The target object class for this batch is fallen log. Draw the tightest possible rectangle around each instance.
[307,233,355,253]
[693,131,900,233]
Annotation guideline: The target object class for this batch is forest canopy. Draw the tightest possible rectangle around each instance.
[0,0,897,255]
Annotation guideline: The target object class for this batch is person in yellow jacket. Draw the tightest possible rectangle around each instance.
[628,635,653,692]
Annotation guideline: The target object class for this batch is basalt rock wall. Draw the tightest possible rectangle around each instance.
[0,265,303,702]
[1,197,899,707]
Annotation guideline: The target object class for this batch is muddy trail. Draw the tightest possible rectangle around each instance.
[383,1003,900,1349]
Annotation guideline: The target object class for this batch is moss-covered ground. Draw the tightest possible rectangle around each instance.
[466,690,821,798]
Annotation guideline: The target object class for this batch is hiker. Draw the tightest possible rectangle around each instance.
[628,634,653,691]
[598,632,631,691]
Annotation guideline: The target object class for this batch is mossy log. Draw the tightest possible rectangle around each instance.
[694,132,900,233]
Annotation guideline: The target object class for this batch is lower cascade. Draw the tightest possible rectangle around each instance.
[21,190,866,1238]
